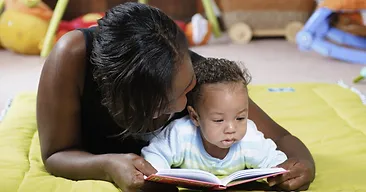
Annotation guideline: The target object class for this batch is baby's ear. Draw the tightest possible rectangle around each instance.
[187,106,200,127]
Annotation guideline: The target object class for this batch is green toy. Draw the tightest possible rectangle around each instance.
[40,0,69,57]
[353,67,366,83]
[0,0,4,12]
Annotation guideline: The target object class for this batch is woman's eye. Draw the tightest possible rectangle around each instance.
[213,119,223,123]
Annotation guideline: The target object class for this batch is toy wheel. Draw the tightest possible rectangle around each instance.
[228,22,253,44]
[285,22,304,43]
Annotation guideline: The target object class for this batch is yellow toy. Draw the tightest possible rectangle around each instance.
[0,0,4,48]
[0,0,53,55]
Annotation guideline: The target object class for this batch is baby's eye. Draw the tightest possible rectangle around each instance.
[212,119,223,123]
[236,117,246,121]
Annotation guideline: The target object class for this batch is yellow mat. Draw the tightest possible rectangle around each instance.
[1,83,366,192]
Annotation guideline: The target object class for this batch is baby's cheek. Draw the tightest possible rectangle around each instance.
[202,123,221,139]
[239,124,248,138]
[201,129,217,143]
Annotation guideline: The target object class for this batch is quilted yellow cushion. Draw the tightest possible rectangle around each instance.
[0,93,118,192]
[1,83,366,192]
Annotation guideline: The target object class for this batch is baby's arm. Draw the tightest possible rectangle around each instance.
[243,120,288,169]
[141,121,184,171]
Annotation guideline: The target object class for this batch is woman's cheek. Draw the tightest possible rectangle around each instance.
[171,96,187,113]
[178,96,188,111]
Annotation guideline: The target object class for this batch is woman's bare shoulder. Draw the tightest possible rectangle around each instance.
[41,30,88,94]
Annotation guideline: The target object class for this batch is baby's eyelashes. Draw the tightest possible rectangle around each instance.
[211,117,247,123]
[212,119,224,123]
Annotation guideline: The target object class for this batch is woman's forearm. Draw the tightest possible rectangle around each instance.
[276,134,315,165]
[248,98,315,166]
[44,150,112,182]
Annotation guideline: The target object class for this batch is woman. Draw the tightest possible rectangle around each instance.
[36,2,315,192]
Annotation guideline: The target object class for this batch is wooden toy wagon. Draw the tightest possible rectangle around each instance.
[219,0,316,43]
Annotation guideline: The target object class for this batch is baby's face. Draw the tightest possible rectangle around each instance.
[195,82,249,150]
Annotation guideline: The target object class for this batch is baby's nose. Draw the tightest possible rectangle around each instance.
[224,123,236,134]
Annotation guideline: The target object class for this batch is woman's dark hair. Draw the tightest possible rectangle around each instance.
[188,58,252,109]
[91,2,188,138]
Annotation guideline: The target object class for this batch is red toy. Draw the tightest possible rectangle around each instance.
[56,12,104,41]
[54,13,208,47]
[175,20,187,32]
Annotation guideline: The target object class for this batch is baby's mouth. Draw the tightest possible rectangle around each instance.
[222,139,236,146]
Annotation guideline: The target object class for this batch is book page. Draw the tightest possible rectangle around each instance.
[220,168,287,186]
[156,168,221,184]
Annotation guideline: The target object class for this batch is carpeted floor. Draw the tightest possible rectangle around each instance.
[1,36,365,111]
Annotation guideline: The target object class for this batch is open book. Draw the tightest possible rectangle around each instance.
[145,167,287,190]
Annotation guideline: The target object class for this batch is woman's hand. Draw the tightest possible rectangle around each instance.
[104,153,178,192]
[104,153,155,192]
[268,158,315,191]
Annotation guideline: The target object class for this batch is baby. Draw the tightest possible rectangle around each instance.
[141,58,287,175]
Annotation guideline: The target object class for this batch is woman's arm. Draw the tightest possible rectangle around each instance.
[37,30,114,181]
[248,98,315,190]
[248,98,314,165]
[37,31,157,190]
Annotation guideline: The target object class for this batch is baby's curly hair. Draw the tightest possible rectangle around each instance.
[188,57,252,108]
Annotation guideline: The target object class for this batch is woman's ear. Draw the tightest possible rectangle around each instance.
[187,106,200,127]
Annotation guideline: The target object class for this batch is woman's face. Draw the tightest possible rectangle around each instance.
[162,53,196,116]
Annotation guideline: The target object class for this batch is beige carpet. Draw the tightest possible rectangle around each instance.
[1,37,365,111]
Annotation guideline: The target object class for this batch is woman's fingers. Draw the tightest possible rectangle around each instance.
[128,153,157,176]
[268,158,314,191]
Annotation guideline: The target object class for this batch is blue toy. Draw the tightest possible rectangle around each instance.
[296,7,366,65]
